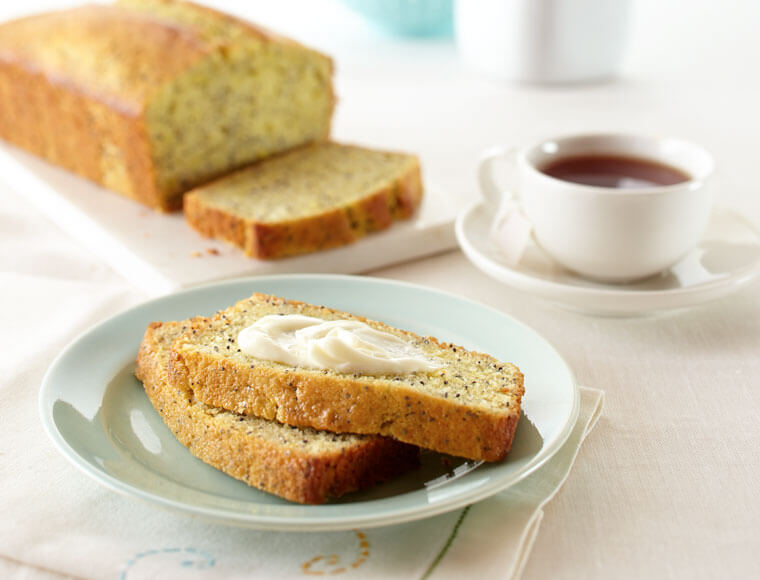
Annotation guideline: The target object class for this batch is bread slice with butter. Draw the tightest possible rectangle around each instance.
[0,0,334,211]
[182,142,423,259]
[169,293,525,462]
[135,319,420,504]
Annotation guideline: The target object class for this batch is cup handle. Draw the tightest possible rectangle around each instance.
[478,145,518,207]
[480,146,532,267]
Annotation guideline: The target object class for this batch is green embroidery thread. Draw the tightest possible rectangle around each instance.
[420,506,471,580]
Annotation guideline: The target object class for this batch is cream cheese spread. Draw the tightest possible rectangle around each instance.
[237,314,440,374]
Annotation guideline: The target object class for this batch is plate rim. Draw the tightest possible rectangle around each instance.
[39,273,580,531]
[455,201,760,314]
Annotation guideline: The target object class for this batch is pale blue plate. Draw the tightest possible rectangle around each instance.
[40,274,579,531]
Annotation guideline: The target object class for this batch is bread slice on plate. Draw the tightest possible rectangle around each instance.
[135,320,420,505]
[169,294,525,462]
[182,142,423,258]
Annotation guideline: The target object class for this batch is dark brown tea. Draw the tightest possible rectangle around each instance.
[539,155,691,189]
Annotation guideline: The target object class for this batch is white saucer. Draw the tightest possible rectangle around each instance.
[455,203,760,315]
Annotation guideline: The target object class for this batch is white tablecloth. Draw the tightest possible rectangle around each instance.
[2,1,759,578]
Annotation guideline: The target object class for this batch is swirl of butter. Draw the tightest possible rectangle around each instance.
[237,314,440,374]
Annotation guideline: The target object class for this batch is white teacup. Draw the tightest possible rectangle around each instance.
[480,134,715,282]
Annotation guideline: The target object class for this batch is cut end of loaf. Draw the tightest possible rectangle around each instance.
[145,43,334,200]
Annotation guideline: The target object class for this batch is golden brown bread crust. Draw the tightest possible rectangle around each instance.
[170,294,525,461]
[136,320,420,504]
[184,195,357,259]
[0,48,164,208]
[0,1,334,212]
[0,4,200,210]
[182,144,424,259]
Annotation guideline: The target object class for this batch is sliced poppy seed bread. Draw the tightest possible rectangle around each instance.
[135,319,420,504]
[182,142,423,258]
[169,293,525,462]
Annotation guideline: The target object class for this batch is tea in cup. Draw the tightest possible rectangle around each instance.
[480,134,715,282]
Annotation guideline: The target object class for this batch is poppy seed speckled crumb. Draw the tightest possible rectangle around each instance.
[135,320,419,504]
[170,293,525,461]
[183,142,423,258]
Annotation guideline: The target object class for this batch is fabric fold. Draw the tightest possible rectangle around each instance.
[2,380,602,580]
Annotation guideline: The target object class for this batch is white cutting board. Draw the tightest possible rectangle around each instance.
[0,143,464,296]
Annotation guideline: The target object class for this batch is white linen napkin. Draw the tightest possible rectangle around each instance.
[1,178,604,580]
[0,385,602,580]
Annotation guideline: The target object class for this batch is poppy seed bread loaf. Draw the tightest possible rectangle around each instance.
[183,142,424,258]
[169,293,525,461]
[136,320,420,504]
[0,0,334,211]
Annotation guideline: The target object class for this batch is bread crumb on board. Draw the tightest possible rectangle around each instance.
[190,248,222,258]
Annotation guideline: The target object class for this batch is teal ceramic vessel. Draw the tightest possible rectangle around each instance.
[341,0,453,37]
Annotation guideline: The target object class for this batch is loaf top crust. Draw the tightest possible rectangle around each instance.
[0,0,330,113]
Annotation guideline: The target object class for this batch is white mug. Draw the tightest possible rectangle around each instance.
[480,134,715,282]
[455,0,631,84]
